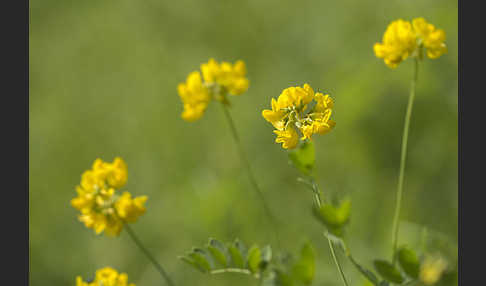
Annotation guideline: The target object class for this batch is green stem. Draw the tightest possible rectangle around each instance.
[210,268,252,275]
[124,224,175,286]
[328,236,350,286]
[221,103,282,248]
[391,59,419,264]
[311,180,349,286]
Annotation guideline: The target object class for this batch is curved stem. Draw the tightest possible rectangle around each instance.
[311,179,349,286]
[221,103,282,248]
[327,236,350,286]
[391,59,419,264]
[124,224,175,286]
[210,268,252,275]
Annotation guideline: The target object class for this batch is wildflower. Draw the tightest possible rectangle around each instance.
[178,71,211,122]
[115,192,147,223]
[419,255,448,285]
[262,83,335,149]
[374,18,446,68]
[178,58,249,121]
[412,18,447,59]
[75,266,135,286]
[71,157,147,236]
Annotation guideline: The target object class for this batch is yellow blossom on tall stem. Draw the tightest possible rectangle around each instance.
[75,267,135,286]
[177,58,249,121]
[70,157,147,236]
[262,83,335,149]
[375,17,447,267]
[374,17,446,68]
[179,58,282,248]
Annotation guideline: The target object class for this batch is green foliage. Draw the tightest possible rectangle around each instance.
[313,199,351,236]
[291,241,316,285]
[288,141,315,176]
[348,255,381,286]
[180,238,261,274]
[228,240,247,269]
[373,260,404,284]
[207,238,229,268]
[248,245,263,274]
[180,238,316,285]
[397,246,420,279]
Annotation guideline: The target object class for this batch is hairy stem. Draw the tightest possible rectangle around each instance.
[124,224,175,286]
[221,103,282,248]
[391,58,419,264]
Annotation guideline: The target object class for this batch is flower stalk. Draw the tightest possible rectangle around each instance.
[311,179,349,286]
[391,58,419,264]
[221,102,282,248]
[124,223,175,286]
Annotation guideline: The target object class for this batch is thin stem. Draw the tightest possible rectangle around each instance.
[124,224,175,286]
[391,58,419,264]
[210,268,252,275]
[328,236,350,286]
[311,179,349,286]
[220,103,282,248]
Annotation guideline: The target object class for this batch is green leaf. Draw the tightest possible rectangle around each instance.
[348,255,380,286]
[179,256,206,273]
[314,199,351,236]
[207,238,228,268]
[247,245,262,274]
[228,239,246,268]
[228,245,245,269]
[288,140,315,176]
[373,260,404,284]
[397,246,420,279]
[189,248,212,272]
[291,241,316,285]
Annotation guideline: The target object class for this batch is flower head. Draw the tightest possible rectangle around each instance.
[262,83,335,149]
[419,255,448,285]
[412,18,447,59]
[374,18,446,68]
[71,157,147,236]
[75,267,135,286]
[178,58,249,121]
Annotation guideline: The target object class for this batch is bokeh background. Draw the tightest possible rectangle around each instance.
[29,0,458,285]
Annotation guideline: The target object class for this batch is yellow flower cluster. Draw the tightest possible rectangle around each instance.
[76,267,135,286]
[178,58,249,121]
[374,17,447,68]
[262,83,335,149]
[71,157,147,236]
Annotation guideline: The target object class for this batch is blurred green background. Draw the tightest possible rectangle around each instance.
[29,0,457,285]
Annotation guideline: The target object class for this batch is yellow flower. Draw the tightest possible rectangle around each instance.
[301,110,336,140]
[274,126,299,149]
[262,98,286,130]
[178,58,249,121]
[200,58,249,96]
[374,19,417,68]
[71,158,147,237]
[419,256,448,285]
[178,71,211,122]
[76,267,135,286]
[412,17,447,59]
[115,192,148,223]
[374,18,446,68]
[262,84,335,149]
